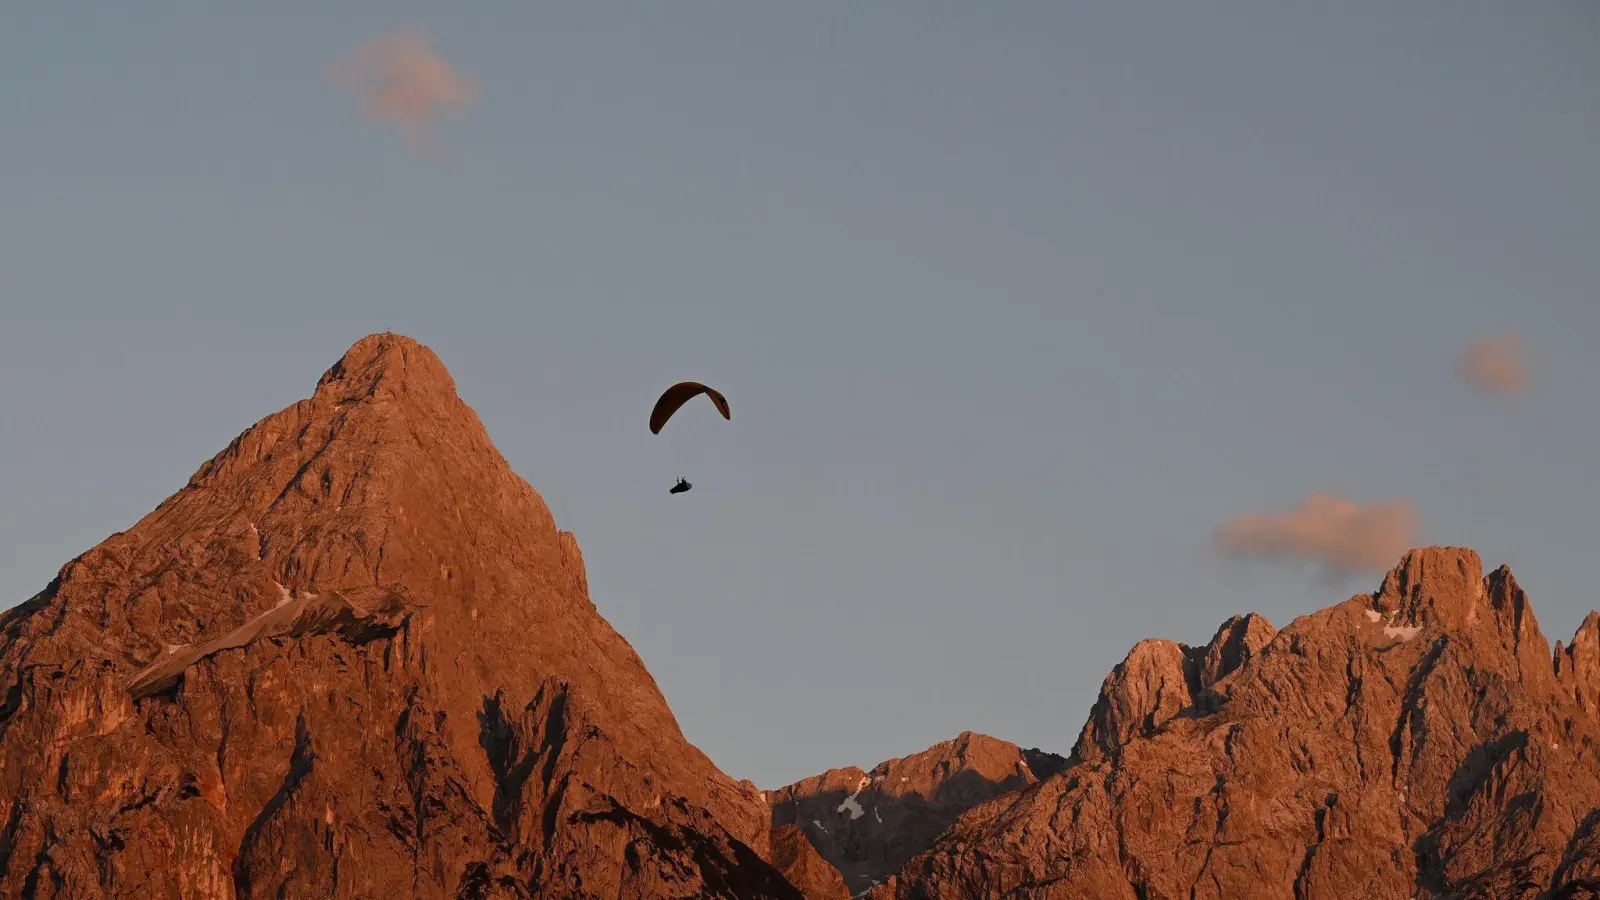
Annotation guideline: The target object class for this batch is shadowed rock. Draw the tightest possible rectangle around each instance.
[768,732,1066,895]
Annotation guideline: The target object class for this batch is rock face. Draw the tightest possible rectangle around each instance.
[0,334,800,899]
[768,732,1067,896]
[1073,613,1276,767]
[876,547,1600,899]
[768,825,850,900]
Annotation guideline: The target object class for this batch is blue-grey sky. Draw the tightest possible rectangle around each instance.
[2,3,1596,789]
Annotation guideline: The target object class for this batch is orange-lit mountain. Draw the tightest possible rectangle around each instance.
[0,334,797,899]
[874,549,1600,898]
[5,334,1600,899]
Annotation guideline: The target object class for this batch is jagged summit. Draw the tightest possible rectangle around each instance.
[877,548,1600,899]
[1370,545,1490,626]
[185,332,512,511]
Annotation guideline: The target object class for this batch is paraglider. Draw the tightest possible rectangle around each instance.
[650,382,729,495]
[649,382,730,434]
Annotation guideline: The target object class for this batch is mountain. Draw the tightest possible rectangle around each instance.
[0,334,799,899]
[9,334,1600,899]
[873,548,1600,899]
[767,732,1067,896]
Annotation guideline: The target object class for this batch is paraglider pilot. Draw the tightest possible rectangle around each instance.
[651,382,725,496]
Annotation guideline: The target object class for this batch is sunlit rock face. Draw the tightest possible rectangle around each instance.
[875,548,1600,900]
[0,333,798,900]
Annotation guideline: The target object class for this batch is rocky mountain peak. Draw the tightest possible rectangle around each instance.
[876,548,1600,899]
[1071,609,1277,765]
[314,332,457,400]
[1199,612,1277,688]
[1556,610,1600,717]
[0,333,791,899]
[1366,547,1555,689]
[1370,546,1486,629]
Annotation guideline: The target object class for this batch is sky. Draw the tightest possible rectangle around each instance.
[2,3,1596,790]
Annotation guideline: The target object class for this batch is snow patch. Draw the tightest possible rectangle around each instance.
[812,819,828,834]
[837,776,870,819]
[874,807,882,823]
[1364,609,1382,622]
[273,582,317,608]
[1383,622,1422,641]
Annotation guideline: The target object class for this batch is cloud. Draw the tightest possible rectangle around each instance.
[1458,331,1532,394]
[1213,492,1419,577]
[330,26,479,154]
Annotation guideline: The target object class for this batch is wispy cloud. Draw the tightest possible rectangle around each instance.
[1213,492,1418,578]
[1458,332,1532,394]
[330,26,478,155]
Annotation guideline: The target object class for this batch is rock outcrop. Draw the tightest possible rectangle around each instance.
[1072,612,1276,766]
[768,825,851,900]
[875,547,1600,899]
[768,732,1067,896]
[0,334,799,899]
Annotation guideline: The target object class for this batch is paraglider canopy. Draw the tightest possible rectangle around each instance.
[649,382,730,434]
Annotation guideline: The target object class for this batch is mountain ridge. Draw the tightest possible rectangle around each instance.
[4,333,1599,898]
[872,547,1600,899]
[766,731,1068,896]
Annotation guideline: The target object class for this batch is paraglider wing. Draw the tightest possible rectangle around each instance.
[649,382,730,434]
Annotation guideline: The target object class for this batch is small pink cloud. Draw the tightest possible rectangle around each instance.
[1213,492,1419,577]
[1458,332,1532,394]
[331,26,478,155]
